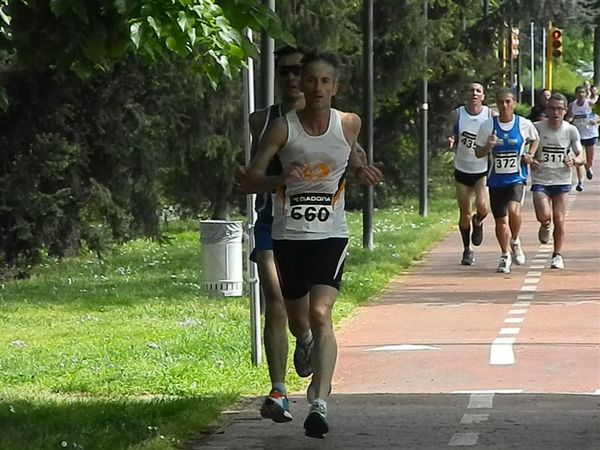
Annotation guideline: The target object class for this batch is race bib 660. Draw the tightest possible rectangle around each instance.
[286,192,333,232]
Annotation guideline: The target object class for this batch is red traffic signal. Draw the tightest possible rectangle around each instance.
[550,27,563,59]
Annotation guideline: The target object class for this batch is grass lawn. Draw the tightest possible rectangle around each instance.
[0,196,456,449]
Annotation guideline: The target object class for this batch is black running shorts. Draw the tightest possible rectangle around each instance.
[454,169,487,187]
[272,238,348,300]
[489,183,525,218]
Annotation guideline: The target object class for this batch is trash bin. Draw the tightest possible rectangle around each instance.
[200,220,243,297]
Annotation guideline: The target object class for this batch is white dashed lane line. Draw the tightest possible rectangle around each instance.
[489,193,576,367]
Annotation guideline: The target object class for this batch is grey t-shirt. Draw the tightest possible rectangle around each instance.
[532,120,582,186]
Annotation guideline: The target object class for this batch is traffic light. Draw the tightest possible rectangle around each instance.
[510,27,519,59]
[550,27,563,59]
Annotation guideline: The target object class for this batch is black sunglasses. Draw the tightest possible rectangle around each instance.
[278,64,302,77]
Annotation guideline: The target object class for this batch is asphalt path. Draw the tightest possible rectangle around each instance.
[194,163,600,449]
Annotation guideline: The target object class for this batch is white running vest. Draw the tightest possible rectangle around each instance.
[272,109,351,240]
[570,100,598,140]
[454,105,492,173]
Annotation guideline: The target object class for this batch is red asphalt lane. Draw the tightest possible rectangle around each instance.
[334,167,600,396]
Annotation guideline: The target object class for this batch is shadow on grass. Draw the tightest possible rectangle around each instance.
[0,393,238,450]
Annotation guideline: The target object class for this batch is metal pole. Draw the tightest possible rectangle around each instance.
[509,20,514,91]
[419,0,428,217]
[243,30,261,366]
[530,21,535,105]
[517,46,522,102]
[542,25,546,89]
[260,0,275,108]
[362,0,374,250]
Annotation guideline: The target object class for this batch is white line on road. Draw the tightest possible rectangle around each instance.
[453,389,523,394]
[520,285,537,292]
[505,317,524,324]
[514,301,531,306]
[468,393,494,408]
[448,432,480,446]
[517,294,534,300]
[509,309,528,314]
[365,344,440,352]
[460,414,490,424]
[490,337,516,365]
[499,327,520,335]
[526,271,542,277]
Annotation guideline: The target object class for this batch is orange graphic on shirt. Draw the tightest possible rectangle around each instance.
[302,162,330,180]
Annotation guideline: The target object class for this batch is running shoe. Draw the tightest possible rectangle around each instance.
[461,249,474,266]
[497,254,512,274]
[550,254,564,270]
[538,223,551,244]
[304,401,328,438]
[260,389,293,423]
[510,239,526,265]
[586,168,594,180]
[306,379,332,404]
[471,215,484,246]
[293,337,314,378]
[575,182,584,192]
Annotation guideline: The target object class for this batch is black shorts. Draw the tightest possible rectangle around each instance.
[272,238,348,300]
[489,184,525,218]
[454,169,487,187]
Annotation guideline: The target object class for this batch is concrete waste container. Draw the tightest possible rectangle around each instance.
[200,220,243,297]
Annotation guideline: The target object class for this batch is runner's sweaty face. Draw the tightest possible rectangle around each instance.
[276,52,304,101]
[546,99,567,125]
[496,92,516,120]
[300,60,338,111]
[466,83,484,106]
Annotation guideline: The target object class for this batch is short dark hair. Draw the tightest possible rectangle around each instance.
[468,81,485,90]
[274,45,305,65]
[575,85,585,93]
[496,87,516,101]
[548,92,568,108]
[301,50,341,79]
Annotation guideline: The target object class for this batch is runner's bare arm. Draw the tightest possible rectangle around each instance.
[234,109,268,188]
[447,109,458,149]
[242,118,304,192]
[343,112,383,186]
[475,130,497,158]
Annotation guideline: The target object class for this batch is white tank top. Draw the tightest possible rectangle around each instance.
[570,100,598,140]
[454,105,492,173]
[272,109,351,240]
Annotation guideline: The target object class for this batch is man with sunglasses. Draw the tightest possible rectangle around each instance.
[243,49,381,438]
[531,93,584,269]
[241,45,306,424]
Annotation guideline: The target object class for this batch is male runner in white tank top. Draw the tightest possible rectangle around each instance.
[448,82,496,265]
[243,46,305,424]
[243,50,381,438]
[567,85,598,190]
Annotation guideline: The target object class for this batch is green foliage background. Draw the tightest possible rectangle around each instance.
[0,0,597,273]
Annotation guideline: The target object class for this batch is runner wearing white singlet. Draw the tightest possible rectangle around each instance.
[242,50,382,438]
[567,85,598,190]
[448,82,495,266]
